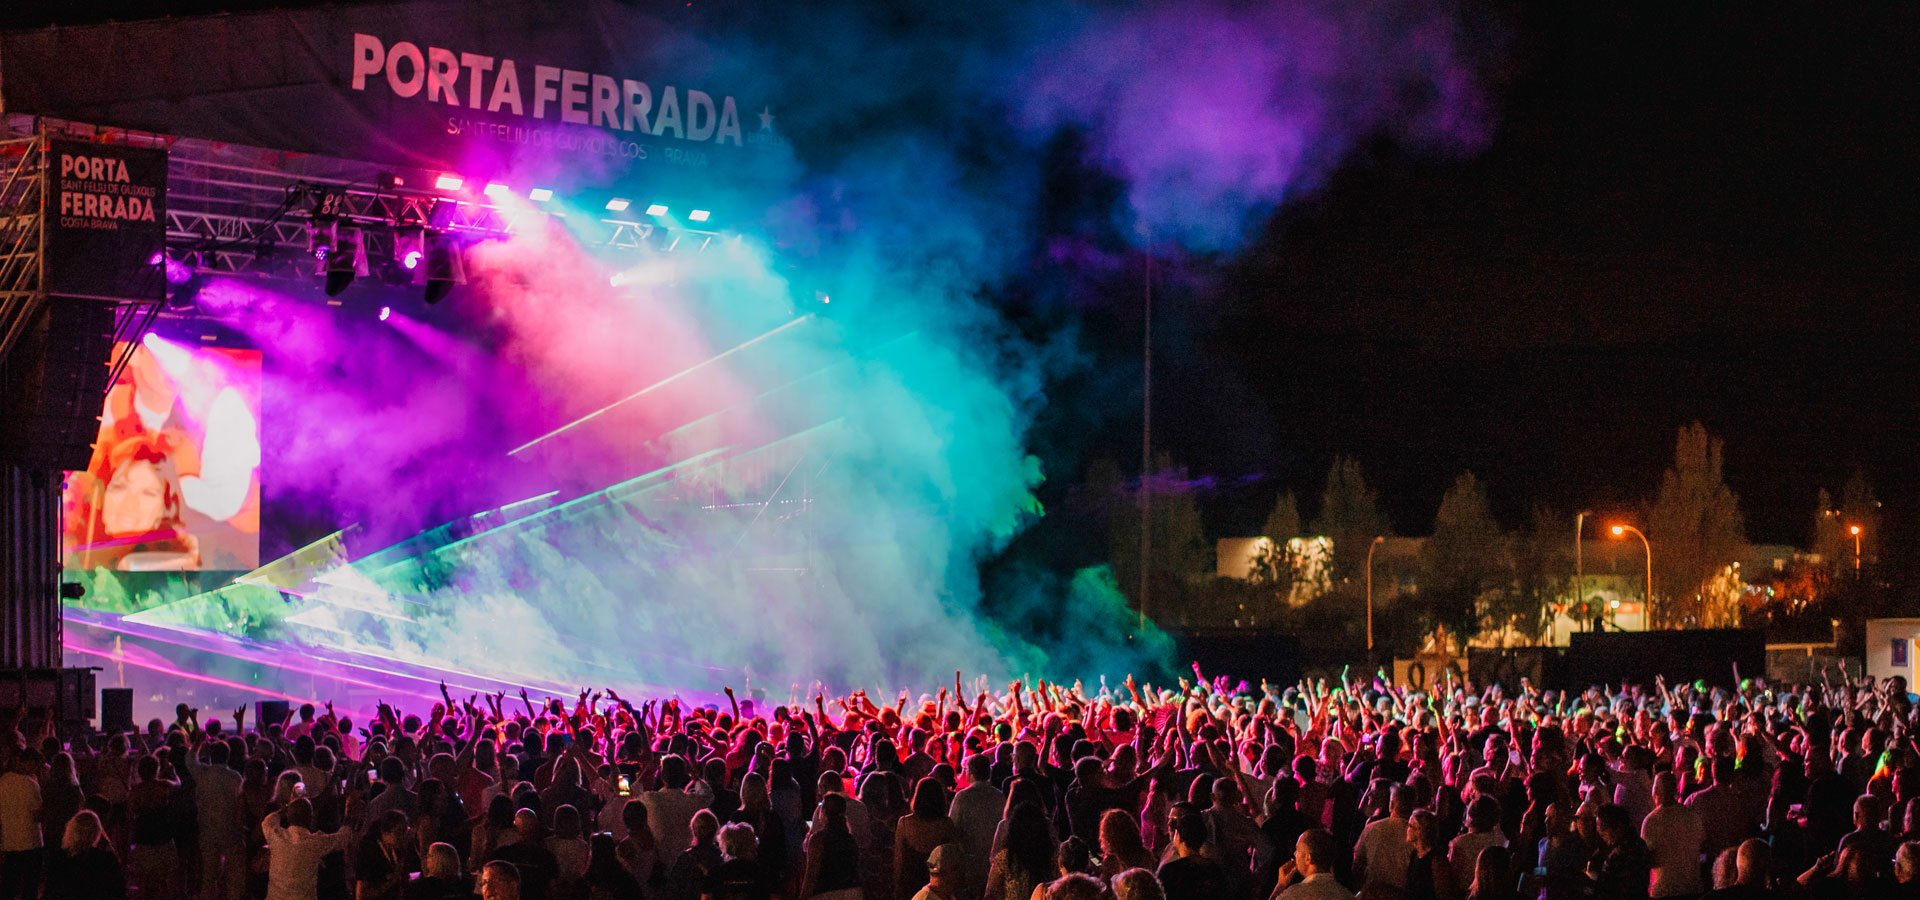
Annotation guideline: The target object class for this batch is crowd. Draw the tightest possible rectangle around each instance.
[0,665,1913,900]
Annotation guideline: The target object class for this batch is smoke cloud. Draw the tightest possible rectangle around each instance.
[183,0,1494,694]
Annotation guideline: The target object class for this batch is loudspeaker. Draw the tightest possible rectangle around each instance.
[101,688,134,734]
[255,700,289,733]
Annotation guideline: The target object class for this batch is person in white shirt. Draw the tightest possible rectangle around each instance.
[0,749,45,900]
[639,755,711,869]
[1353,786,1414,890]
[949,756,1005,894]
[263,798,352,900]
[912,844,966,900]
[1641,773,1703,898]
[811,771,874,852]
[1611,746,1656,829]
[192,742,248,900]
[1447,797,1508,893]
[1275,830,1356,900]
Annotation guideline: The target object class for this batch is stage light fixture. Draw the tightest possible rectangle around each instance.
[307,221,336,260]
[689,209,711,222]
[420,235,466,305]
[606,198,630,211]
[377,172,404,191]
[166,270,207,314]
[393,227,426,270]
[435,173,464,190]
[529,188,554,202]
[379,306,392,321]
[483,182,510,198]
[645,204,669,216]
[159,249,196,285]
[322,226,370,297]
[425,199,458,229]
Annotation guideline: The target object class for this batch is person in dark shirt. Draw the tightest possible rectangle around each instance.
[494,810,560,900]
[1259,778,1312,898]
[706,823,773,900]
[705,759,742,824]
[1588,804,1653,900]
[1157,807,1227,900]
[357,810,418,900]
[44,810,126,900]
[1703,840,1780,900]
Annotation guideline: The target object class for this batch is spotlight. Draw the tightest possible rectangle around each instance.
[322,226,369,298]
[529,188,553,202]
[688,209,711,222]
[377,172,405,191]
[419,235,466,305]
[161,249,195,285]
[307,221,336,260]
[483,183,510,199]
[435,173,464,190]
[645,204,669,216]
[393,227,425,270]
[59,581,85,601]
[378,306,391,321]
[605,198,630,212]
[166,270,206,313]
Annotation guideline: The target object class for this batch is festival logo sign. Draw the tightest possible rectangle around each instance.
[0,1,787,190]
[44,139,168,301]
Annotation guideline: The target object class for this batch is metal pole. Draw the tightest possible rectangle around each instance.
[1366,536,1384,653]
[1574,511,1589,634]
[1138,248,1152,634]
[1618,525,1652,629]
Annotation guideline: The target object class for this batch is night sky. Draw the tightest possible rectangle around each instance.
[9,1,1915,555]
[1145,3,1920,550]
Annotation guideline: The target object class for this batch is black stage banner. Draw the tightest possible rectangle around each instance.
[0,0,786,192]
[44,139,167,302]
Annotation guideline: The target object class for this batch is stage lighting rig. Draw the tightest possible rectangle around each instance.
[420,234,466,304]
[322,225,370,297]
[393,227,426,271]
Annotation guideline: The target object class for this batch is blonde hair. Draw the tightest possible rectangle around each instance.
[63,810,105,856]
[425,842,461,880]
[719,822,759,861]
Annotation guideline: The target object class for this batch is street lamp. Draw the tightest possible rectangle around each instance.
[1574,511,1592,633]
[1610,524,1652,629]
[1366,536,1387,655]
[1849,524,1862,575]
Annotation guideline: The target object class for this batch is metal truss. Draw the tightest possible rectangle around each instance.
[0,136,47,361]
[7,115,723,286]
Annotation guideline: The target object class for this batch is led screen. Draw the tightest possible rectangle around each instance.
[62,338,262,571]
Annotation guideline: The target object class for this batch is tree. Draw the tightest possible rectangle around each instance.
[1501,504,1569,644]
[1647,422,1748,628]
[1311,457,1391,585]
[1249,491,1303,607]
[1813,469,1880,574]
[1262,491,1302,545]
[1418,472,1508,648]
[1105,452,1210,617]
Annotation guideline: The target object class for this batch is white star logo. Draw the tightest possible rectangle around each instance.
[758,107,775,131]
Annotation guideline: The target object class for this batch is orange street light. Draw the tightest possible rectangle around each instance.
[1611,524,1653,629]
[1849,524,1862,574]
